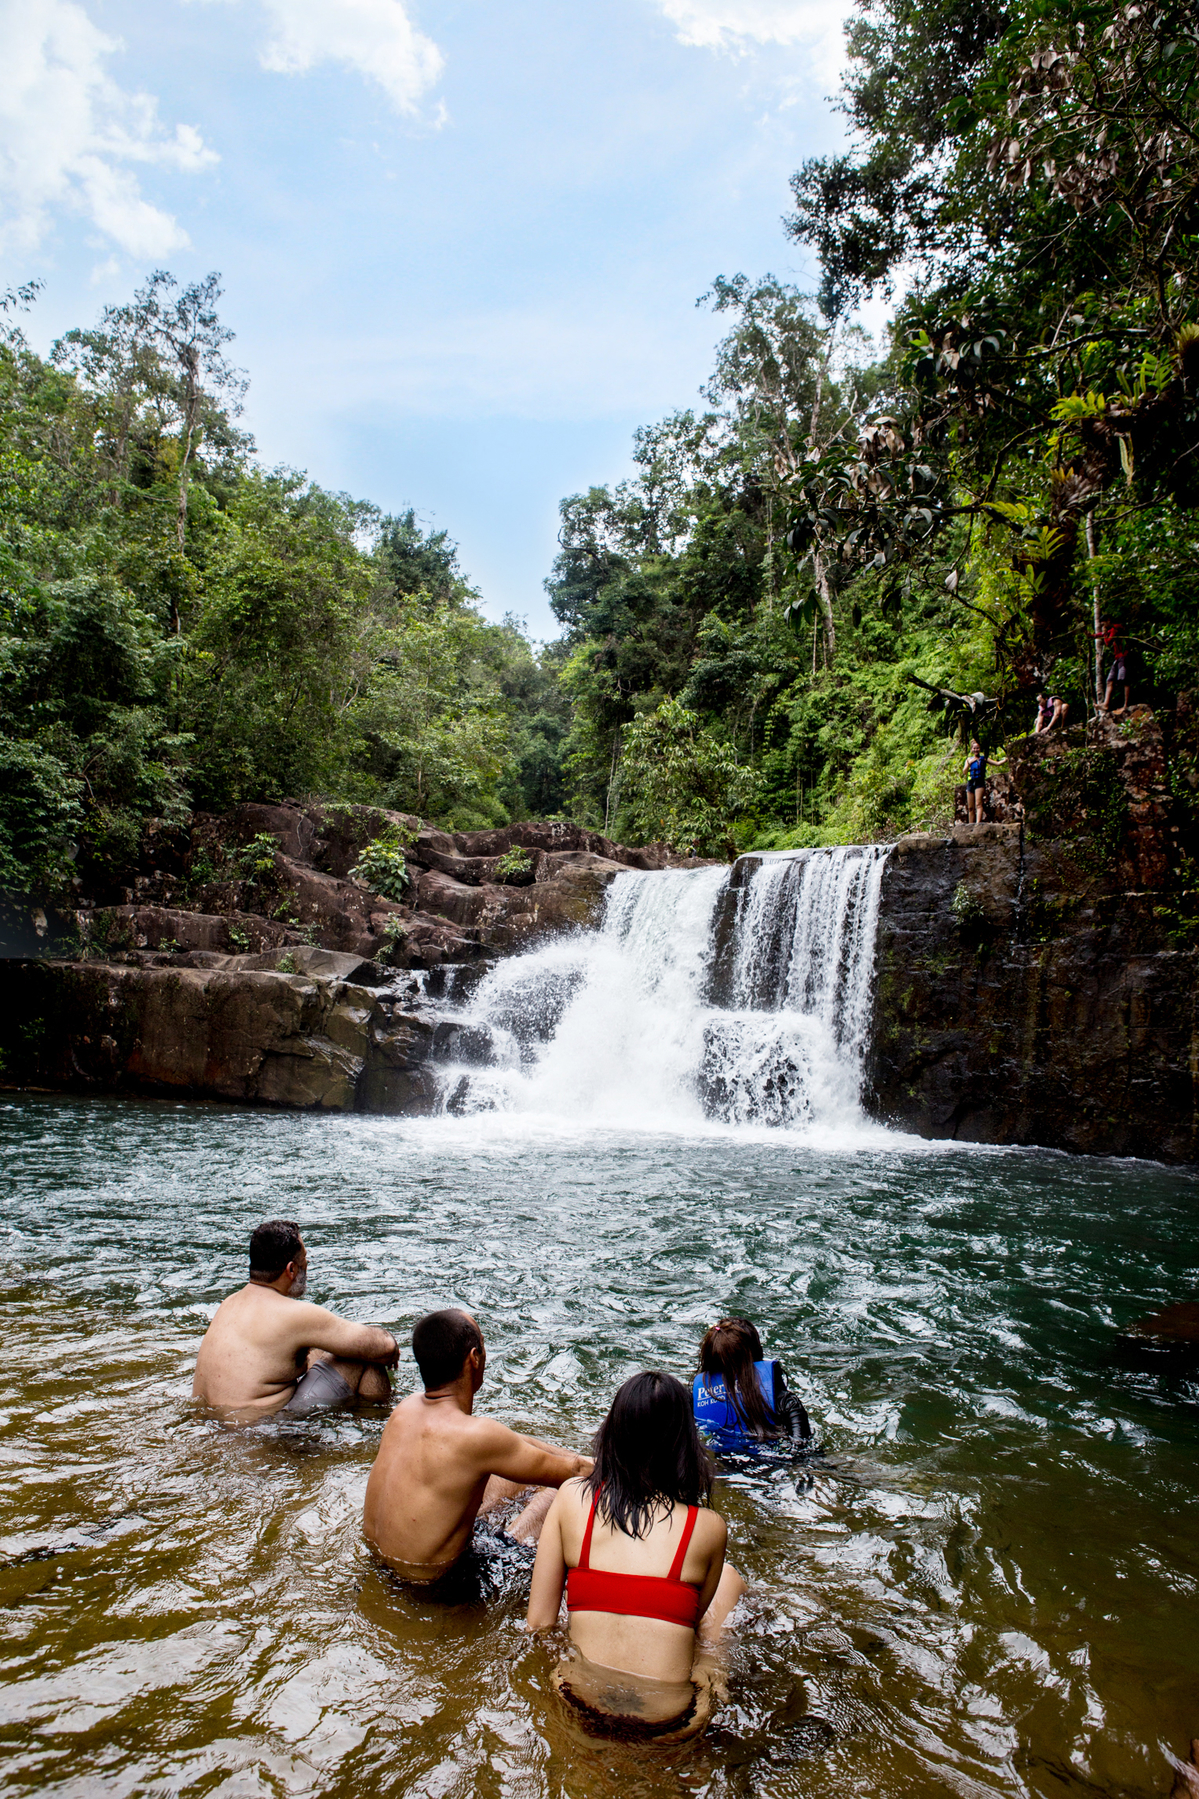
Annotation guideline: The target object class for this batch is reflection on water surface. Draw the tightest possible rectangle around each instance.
[0,1095,1196,1798]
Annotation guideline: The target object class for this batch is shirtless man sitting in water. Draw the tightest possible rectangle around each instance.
[363,1308,591,1582]
[193,1219,399,1419]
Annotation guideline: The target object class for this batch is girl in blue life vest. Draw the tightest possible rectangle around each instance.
[692,1318,812,1454]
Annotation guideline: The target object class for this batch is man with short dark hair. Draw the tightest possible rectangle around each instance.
[363,1307,591,1583]
[193,1219,399,1419]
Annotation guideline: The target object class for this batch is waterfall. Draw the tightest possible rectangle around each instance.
[432,845,890,1132]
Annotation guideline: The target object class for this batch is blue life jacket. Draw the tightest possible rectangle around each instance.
[692,1361,778,1453]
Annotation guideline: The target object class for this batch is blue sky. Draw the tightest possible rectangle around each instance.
[0,0,860,637]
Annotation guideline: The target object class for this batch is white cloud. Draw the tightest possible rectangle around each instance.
[655,0,850,79]
[258,0,444,116]
[0,0,217,258]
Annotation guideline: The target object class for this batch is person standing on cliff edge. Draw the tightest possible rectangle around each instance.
[964,739,1005,826]
[193,1219,399,1419]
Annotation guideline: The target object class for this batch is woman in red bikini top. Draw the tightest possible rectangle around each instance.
[527,1371,745,1732]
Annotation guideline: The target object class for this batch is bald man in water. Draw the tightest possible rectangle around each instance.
[364,1308,591,1581]
[193,1219,399,1419]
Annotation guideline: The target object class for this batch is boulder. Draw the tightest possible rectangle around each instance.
[1117,1301,1199,1354]
[0,959,439,1114]
[414,852,629,948]
[1169,1740,1199,1799]
[73,905,302,957]
[213,946,386,983]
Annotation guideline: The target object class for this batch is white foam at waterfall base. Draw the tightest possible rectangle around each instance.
[437,847,890,1136]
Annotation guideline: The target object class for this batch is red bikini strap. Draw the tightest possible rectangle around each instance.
[667,1505,699,1582]
[578,1491,599,1571]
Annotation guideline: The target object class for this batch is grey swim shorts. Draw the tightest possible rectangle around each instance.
[281,1359,355,1416]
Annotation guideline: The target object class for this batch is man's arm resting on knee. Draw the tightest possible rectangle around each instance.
[515,1430,595,1463]
[471,1419,592,1489]
[290,1303,399,1366]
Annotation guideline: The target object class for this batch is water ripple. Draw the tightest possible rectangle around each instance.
[0,1095,1196,1797]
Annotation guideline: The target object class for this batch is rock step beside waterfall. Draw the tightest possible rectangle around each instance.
[25,803,706,969]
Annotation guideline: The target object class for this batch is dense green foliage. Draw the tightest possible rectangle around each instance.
[0,272,559,903]
[3,0,1195,898]
[543,283,989,854]
[782,0,1199,700]
[546,0,1198,853]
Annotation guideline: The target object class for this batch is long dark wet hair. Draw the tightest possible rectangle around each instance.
[587,1371,713,1539]
[697,1317,776,1441]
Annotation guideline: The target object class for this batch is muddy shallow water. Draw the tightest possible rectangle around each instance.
[1,1094,1197,1798]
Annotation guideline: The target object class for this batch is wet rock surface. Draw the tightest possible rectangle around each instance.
[43,803,702,969]
[879,701,1199,1163]
[0,950,441,1114]
[1117,1300,1199,1352]
[866,826,1199,1162]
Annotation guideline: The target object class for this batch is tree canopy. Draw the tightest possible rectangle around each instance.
[2,0,1195,903]
[0,273,561,906]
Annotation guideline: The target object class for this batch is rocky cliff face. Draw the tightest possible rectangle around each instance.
[6,803,699,966]
[867,827,1197,1160]
[869,706,1199,1163]
[0,806,705,1114]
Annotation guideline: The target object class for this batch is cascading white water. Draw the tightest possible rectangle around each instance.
[732,845,891,1049]
[433,845,890,1132]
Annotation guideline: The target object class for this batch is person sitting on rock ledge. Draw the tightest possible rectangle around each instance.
[193,1219,399,1420]
[363,1308,591,1586]
[1033,692,1068,733]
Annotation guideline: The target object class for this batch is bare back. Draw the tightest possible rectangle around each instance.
[193,1285,394,1416]
[364,1391,587,1573]
[528,1479,728,1685]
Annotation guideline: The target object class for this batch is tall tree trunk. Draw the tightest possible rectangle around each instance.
[174,347,201,575]
[603,725,622,835]
[1084,512,1102,703]
[813,548,836,662]
[807,337,836,664]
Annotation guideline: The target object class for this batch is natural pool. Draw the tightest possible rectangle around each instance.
[1,1094,1196,1798]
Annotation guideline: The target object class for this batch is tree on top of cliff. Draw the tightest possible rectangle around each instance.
[781,0,1199,707]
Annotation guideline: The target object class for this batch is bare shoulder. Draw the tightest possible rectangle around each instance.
[462,1411,524,1452]
[692,1506,728,1548]
[201,1289,236,1327]
[380,1389,421,1432]
[283,1297,342,1329]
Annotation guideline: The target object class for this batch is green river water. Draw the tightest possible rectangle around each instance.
[0,1095,1196,1798]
